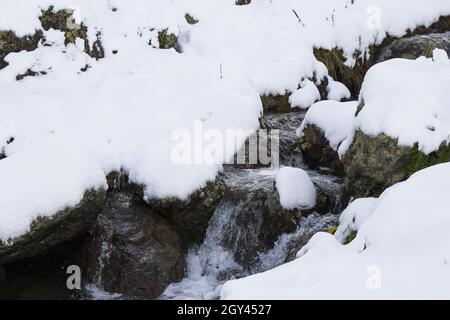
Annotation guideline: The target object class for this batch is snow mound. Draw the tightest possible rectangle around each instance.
[221,162,450,299]
[326,77,351,101]
[298,100,358,155]
[289,79,321,109]
[357,49,450,154]
[275,167,316,210]
[0,135,107,243]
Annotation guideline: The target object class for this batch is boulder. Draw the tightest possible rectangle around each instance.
[0,189,106,265]
[299,124,344,175]
[217,168,336,269]
[81,192,186,299]
[342,130,450,198]
[377,32,450,62]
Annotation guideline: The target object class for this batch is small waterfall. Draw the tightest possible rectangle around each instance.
[161,168,341,300]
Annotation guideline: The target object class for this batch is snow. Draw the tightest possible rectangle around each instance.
[289,79,321,109]
[326,77,351,101]
[221,163,450,299]
[356,49,450,154]
[0,135,107,243]
[298,100,358,156]
[275,167,316,210]
[0,1,449,239]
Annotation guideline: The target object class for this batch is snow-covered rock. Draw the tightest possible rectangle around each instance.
[297,101,357,174]
[276,167,316,210]
[0,135,107,263]
[343,49,450,197]
[221,162,450,300]
[289,79,321,109]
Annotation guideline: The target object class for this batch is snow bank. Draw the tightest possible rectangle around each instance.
[275,167,316,210]
[0,135,107,243]
[0,0,449,202]
[298,101,358,155]
[356,49,450,154]
[222,162,450,299]
[326,78,351,101]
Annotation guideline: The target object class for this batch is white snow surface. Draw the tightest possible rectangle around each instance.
[221,162,450,299]
[298,100,358,156]
[326,77,351,101]
[275,167,316,210]
[0,135,107,243]
[0,1,450,238]
[356,49,450,154]
[289,79,321,109]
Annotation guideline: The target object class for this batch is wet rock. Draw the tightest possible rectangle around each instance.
[377,32,450,62]
[342,130,450,199]
[216,168,339,269]
[0,189,106,265]
[299,124,344,176]
[82,192,186,299]
[260,112,305,168]
[147,179,225,245]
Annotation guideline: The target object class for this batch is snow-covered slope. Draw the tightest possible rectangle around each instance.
[221,162,450,299]
[1,1,450,240]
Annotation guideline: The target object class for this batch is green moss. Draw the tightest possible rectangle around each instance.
[327,226,338,235]
[158,29,179,51]
[407,143,450,177]
[185,13,199,25]
[343,230,357,245]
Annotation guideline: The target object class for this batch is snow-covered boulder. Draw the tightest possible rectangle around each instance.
[298,101,357,175]
[343,49,450,198]
[221,162,450,300]
[0,135,107,264]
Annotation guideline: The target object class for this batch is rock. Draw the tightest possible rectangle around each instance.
[260,112,305,168]
[0,189,106,265]
[147,178,225,245]
[217,168,338,269]
[299,124,344,176]
[377,32,450,62]
[230,111,305,169]
[82,192,186,299]
[342,130,450,198]
[157,29,180,52]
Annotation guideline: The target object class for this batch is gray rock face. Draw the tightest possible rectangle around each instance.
[377,32,450,62]
[299,124,344,176]
[0,189,106,265]
[82,192,186,299]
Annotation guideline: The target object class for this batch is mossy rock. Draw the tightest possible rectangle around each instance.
[0,189,106,265]
[0,30,43,69]
[314,15,450,97]
[343,230,357,245]
[235,0,251,5]
[39,6,104,60]
[342,130,450,199]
